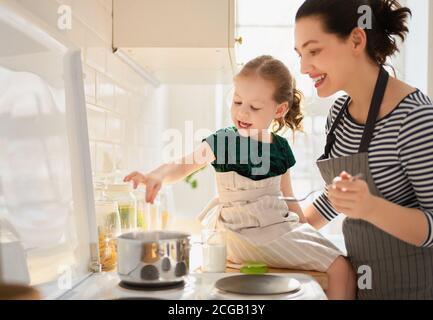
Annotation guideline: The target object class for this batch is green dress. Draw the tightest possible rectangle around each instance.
[203,126,296,180]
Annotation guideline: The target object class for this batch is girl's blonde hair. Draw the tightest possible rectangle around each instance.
[235,55,303,133]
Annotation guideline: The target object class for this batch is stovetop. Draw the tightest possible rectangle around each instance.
[60,272,327,300]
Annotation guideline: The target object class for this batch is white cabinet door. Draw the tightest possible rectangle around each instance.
[113,0,235,48]
[113,0,237,84]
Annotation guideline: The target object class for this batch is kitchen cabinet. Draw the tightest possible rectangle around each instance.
[113,0,239,84]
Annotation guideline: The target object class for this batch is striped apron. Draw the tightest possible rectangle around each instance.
[198,171,342,272]
[317,66,433,299]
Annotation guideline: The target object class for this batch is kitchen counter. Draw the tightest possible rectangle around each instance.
[56,232,328,300]
[58,271,327,300]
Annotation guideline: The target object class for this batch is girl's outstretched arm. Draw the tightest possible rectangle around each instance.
[124,142,215,203]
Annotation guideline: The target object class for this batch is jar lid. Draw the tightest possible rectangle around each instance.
[133,185,146,194]
[94,201,118,220]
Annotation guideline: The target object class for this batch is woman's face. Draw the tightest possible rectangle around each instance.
[295,17,356,97]
[231,75,286,137]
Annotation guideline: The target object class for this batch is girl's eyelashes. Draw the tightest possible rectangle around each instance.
[233,101,260,111]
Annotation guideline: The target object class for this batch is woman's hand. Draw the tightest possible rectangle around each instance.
[124,171,163,204]
[327,171,377,220]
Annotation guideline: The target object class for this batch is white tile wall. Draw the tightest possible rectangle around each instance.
[16,0,168,178]
[96,142,114,173]
[114,85,130,114]
[106,114,124,143]
[86,105,106,140]
[13,0,236,227]
[96,73,115,110]
[83,65,96,104]
[164,84,232,219]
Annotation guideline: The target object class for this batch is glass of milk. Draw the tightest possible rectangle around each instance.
[201,228,226,273]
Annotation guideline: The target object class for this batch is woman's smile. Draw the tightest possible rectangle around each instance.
[311,73,327,88]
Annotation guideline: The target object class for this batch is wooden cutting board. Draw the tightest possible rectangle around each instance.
[0,284,41,300]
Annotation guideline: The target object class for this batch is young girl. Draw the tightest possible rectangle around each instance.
[124,55,356,299]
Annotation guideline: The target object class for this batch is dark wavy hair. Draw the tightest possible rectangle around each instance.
[296,0,412,65]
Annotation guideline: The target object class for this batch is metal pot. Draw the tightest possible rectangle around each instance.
[117,231,191,286]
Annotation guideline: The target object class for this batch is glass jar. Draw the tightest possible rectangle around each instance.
[133,187,150,231]
[134,187,161,231]
[149,194,161,230]
[159,185,175,230]
[131,186,175,231]
[134,188,146,230]
[201,228,227,273]
[95,200,121,271]
[103,183,137,233]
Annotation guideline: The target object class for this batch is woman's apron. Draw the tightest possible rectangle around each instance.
[198,171,342,272]
[316,66,433,299]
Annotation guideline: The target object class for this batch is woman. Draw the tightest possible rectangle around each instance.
[294,0,433,299]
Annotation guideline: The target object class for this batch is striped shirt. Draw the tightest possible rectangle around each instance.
[313,90,433,247]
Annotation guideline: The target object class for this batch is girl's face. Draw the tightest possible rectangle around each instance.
[231,75,287,137]
[294,17,357,97]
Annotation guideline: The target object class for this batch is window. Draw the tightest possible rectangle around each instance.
[232,0,427,251]
[234,0,343,241]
